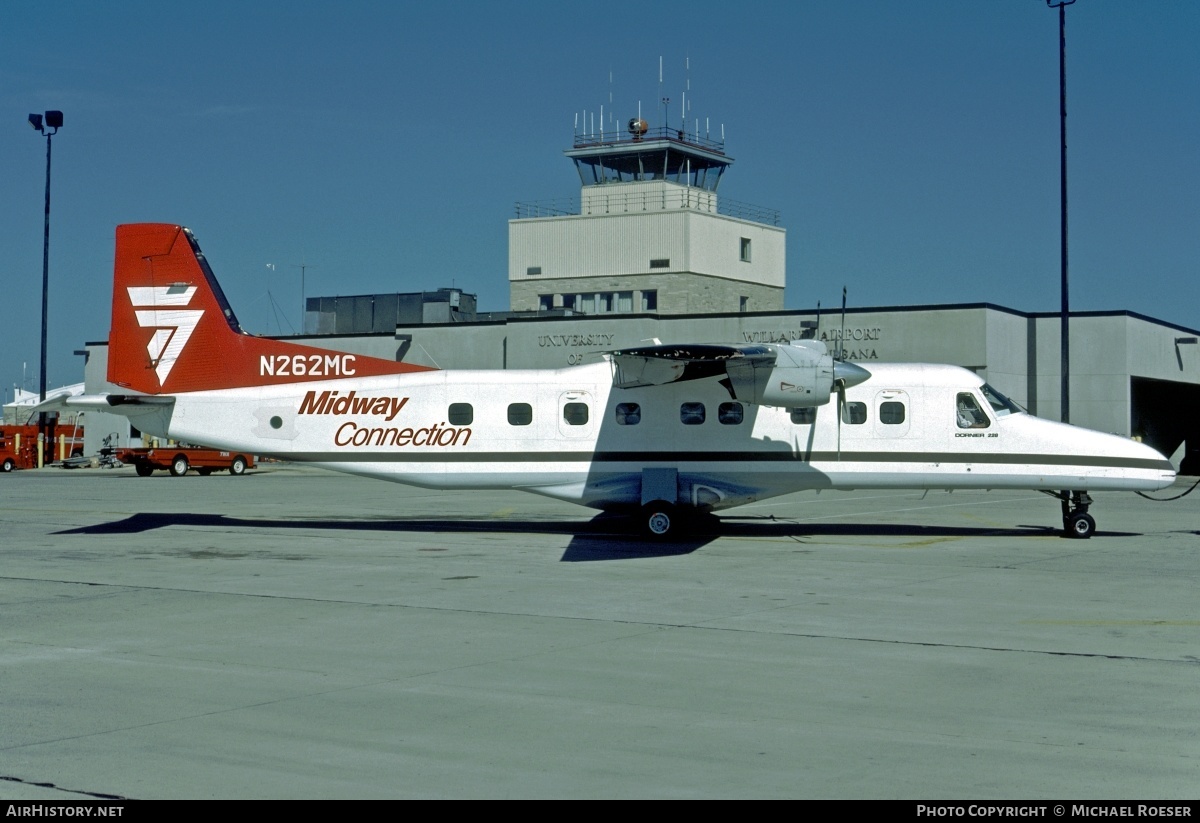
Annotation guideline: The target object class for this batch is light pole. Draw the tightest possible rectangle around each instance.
[1047,0,1075,423]
[28,110,63,467]
[292,263,315,334]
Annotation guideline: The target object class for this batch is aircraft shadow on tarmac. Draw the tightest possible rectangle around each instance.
[54,512,1136,561]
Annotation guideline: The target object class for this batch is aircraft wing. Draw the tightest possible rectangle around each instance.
[609,343,776,388]
[609,340,869,408]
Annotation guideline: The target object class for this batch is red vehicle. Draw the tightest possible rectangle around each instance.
[116,445,255,477]
[1,422,85,472]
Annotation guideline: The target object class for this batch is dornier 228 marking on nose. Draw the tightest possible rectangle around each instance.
[127,286,202,385]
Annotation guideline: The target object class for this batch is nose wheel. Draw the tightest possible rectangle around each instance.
[1066,510,1096,539]
[1047,490,1095,539]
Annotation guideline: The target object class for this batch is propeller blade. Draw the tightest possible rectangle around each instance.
[836,382,845,460]
[833,359,867,462]
[838,287,847,361]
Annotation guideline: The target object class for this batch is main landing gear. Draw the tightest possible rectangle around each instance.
[1043,490,1095,539]
[640,500,678,538]
[637,501,722,540]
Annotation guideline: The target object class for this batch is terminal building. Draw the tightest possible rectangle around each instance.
[81,115,1200,472]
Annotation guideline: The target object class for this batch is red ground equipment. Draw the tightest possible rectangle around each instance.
[0,421,84,472]
[115,445,255,476]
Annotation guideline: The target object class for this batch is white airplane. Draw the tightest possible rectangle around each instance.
[63,223,1175,539]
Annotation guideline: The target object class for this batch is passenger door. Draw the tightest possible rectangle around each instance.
[873,390,912,439]
[557,390,595,439]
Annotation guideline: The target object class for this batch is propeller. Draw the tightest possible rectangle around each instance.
[829,286,870,458]
[831,351,870,462]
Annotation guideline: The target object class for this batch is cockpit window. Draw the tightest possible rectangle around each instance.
[979,383,1023,417]
[956,393,990,429]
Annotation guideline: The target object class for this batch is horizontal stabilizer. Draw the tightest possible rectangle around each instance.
[66,394,177,409]
[27,389,81,415]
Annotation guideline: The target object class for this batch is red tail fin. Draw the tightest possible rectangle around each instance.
[108,224,434,394]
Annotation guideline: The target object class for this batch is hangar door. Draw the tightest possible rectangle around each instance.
[1131,376,1200,475]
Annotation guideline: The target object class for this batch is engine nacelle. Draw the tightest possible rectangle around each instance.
[757,364,836,407]
[725,341,869,408]
[725,341,833,407]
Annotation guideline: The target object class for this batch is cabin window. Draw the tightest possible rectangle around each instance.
[718,402,744,425]
[563,402,589,426]
[680,402,706,425]
[956,393,990,429]
[879,401,906,425]
[448,403,473,425]
[615,402,641,425]
[790,407,816,425]
[841,402,867,425]
[507,403,533,426]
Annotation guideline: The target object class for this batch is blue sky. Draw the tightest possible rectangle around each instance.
[3,1,1198,398]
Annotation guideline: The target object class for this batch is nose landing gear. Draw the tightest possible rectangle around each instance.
[1046,490,1095,539]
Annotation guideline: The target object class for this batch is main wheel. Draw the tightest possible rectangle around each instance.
[229,456,247,476]
[641,501,677,538]
[135,464,153,477]
[1065,512,1096,539]
[1,457,14,473]
[169,454,189,477]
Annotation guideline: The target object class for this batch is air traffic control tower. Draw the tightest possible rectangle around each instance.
[509,119,785,316]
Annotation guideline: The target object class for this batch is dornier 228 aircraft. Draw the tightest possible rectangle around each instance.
[62,224,1176,540]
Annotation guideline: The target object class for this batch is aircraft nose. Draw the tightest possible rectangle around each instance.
[834,360,871,388]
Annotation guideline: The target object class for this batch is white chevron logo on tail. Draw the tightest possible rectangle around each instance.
[127,286,202,385]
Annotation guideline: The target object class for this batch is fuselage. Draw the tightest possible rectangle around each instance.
[133,359,1175,514]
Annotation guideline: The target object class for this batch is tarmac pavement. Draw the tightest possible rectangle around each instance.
[1,463,1197,799]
